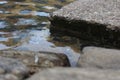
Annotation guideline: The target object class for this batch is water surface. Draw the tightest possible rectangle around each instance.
[0,0,80,67]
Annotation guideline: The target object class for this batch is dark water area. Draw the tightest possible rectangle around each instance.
[0,0,80,67]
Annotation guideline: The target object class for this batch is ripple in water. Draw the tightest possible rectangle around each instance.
[0,43,10,50]
[0,0,79,67]
[0,20,8,29]
[0,1,7,5]
[35,11,50,17]
[14,18,38,26]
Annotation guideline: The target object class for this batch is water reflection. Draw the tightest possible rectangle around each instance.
[0,1,7,5]
[0,0,79,67]
[0,32,8,34]
[19,9,32,15]
[14,18,38,26]
[35,11,49,17]
[0,43,10,50]
[42,6,56,10]
[0,20,8,29]
[15,29,80,67]
[0,37,8,42]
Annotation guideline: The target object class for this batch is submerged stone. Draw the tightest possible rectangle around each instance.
[50,0,120,49]
[15,29,80,67]
[0,49,70,71]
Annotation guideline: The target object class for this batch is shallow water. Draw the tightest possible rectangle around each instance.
[0,0,80,67]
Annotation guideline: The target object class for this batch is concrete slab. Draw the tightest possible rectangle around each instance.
[50,0,120,48]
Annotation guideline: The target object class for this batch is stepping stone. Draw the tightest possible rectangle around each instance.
[50,0,120,48]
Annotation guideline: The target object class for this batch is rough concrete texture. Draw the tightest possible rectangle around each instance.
[27,68,120,80]
[50,0,120,48]
[78,46,120,69]
[52,0,120,27]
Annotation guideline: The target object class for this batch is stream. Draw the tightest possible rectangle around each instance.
[0,0,80,67]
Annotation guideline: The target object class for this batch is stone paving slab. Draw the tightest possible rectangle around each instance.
[50,0,120,48]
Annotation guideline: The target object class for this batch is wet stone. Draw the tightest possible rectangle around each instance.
[0,56,29,80]
[0,50,70,72]
[4,74,19,80]
[15,30,81,67]
[0,68,5,74]
[0,75,5,80]
[27,68,120,80]
[78,46,120,69]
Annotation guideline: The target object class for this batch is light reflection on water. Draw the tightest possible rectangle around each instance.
[0,0,80,67]
[14,18,38,26]
[0,44,10,50]
[0,21,8,29]
[34,11,50,17]
[15,29,80,67]
[0,1,7,5]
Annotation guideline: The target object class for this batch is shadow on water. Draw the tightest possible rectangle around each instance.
[0,0,80,67]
